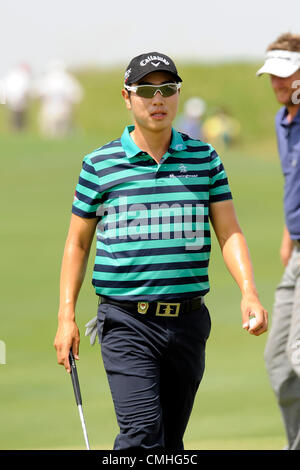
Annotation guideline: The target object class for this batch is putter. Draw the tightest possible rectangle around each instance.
[69,350,91,450]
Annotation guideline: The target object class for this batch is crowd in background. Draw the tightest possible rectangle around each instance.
[0,61,83,137]
[0,63,240,147]
[175,96,240,150]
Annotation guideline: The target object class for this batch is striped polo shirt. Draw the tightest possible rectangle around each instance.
[72,125,232,301]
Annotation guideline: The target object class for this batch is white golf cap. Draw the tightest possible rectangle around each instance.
[256,50,300,78]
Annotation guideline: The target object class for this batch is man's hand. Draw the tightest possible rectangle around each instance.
[54,319,80,372]
[241,295,268,336]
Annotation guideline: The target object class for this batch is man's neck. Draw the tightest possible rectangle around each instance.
[286,104,300,123]
[131,125,172,164]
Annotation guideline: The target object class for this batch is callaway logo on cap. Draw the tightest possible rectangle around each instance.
[124,52,182,85]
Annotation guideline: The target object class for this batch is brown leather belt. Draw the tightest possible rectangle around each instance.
[99,296,205,317]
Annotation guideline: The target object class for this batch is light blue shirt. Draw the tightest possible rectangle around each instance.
[275,106,300,239]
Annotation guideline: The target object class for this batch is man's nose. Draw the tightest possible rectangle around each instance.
[152,89,164,103]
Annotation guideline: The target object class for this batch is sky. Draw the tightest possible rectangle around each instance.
[1,0,300,75]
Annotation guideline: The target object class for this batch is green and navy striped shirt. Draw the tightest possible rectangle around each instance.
[72,125,232,301]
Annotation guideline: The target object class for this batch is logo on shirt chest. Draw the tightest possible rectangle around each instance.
[178,164,198,178]
[169,164,199,178]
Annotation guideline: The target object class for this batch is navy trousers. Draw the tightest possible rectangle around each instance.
[97,300,211,450]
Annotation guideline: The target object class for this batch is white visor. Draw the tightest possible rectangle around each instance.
[256,50,300,78]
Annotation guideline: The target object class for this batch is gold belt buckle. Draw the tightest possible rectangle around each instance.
[156,302,180,317]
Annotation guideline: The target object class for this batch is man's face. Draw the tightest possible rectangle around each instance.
[270,69,300,106]
[122,71,180,133]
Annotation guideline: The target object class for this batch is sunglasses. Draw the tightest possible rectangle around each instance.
[124,82,181,98]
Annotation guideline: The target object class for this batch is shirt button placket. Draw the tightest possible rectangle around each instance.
[156,154,168,183]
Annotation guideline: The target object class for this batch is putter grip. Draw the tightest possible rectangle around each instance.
[69,350,82,406]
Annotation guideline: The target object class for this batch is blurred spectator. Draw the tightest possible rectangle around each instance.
[176,97,206,140]
[202,107,241,150]
[2,63,32,131]
[34,61,83,138]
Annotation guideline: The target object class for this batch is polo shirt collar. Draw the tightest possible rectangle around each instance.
[169,127,187,152]
[279,106,300,126]
[121,125,187,159]
[121,125,141,159]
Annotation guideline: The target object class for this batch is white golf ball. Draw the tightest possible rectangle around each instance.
[249,317,257,329]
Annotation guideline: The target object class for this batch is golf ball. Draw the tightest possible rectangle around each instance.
[249,317,257,329]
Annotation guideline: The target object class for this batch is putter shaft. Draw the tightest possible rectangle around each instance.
[78,404,90,450]
[69,351,90,450]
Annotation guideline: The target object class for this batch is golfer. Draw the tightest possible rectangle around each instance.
[54,52,268,451]
[257,33,300,450]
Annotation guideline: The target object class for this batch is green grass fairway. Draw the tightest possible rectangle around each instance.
[0,131,286,450]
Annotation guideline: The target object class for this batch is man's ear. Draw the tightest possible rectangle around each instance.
[122,88,131,110]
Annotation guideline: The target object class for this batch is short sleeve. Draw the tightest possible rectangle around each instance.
[72,156,102,218]
[209,148,232,202]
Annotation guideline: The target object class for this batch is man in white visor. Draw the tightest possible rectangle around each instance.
[257,33,300,450]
